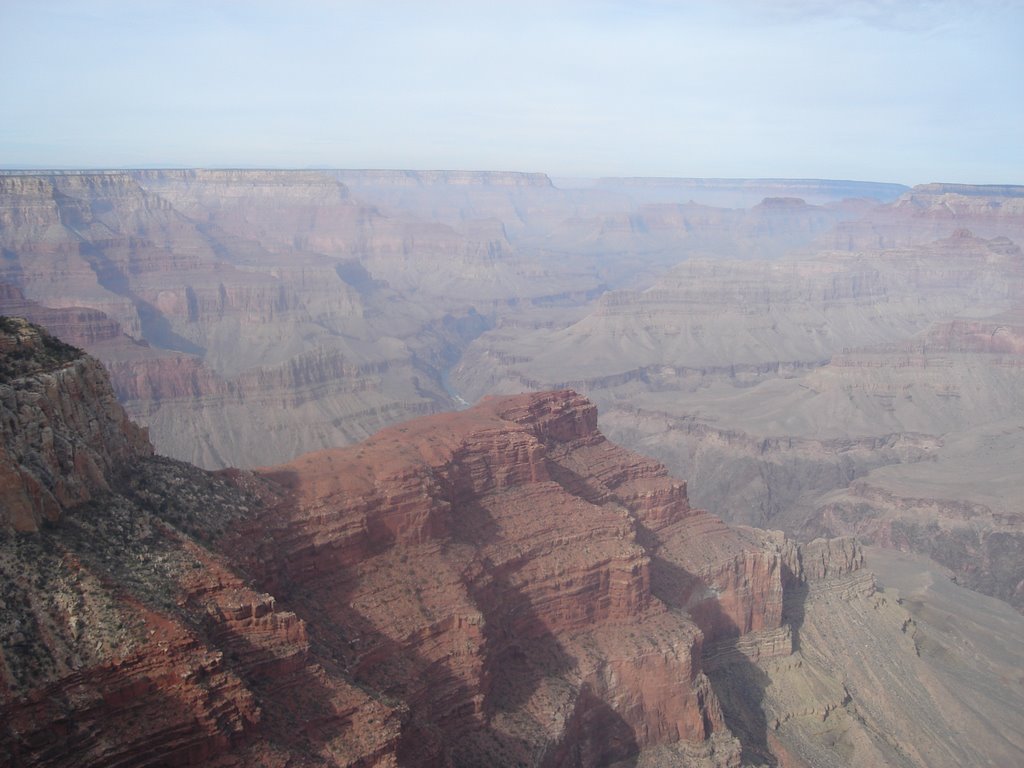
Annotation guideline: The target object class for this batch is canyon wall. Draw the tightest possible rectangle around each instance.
[0,327,764,766]
[2,323,1020,766]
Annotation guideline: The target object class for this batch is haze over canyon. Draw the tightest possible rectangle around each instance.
[1,168,1023,767]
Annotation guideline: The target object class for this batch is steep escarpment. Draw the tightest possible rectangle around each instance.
[792,308,1024,612]
[1,170,614,469]
[707,540,1024,768]
[234,390,797,765]
[0,317,151,531]
[807,419,1024,613]
[132,168,582,303]
[452,231,1024,401]
[794,554,1024,767]
[448,230,1024,625]
[103,340,450,468]
[0,171,503,468]
[0,454,402,768]
[0,285,125,348]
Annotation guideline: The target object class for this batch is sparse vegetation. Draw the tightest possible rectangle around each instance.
[0,316,82,383]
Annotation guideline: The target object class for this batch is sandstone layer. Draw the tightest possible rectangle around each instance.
[0,322,399,767]
[234,389,791,766]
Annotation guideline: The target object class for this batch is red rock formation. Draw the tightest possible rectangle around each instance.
[0,511,401,768]
[219,390,798,764]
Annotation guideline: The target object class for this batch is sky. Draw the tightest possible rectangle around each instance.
[1,0,1022,184]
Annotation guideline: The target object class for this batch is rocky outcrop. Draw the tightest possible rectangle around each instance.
[732,544,1024,768]
[236,390,764,765]
[0,454,400,768]
[0,317,151,531]
[0,329,405,766]
[781,536,865,585]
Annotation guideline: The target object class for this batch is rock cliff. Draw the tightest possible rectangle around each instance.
[0,170,616,469]
[0,318,151,531]
[233,389,793,765]
[448,228,1024,625]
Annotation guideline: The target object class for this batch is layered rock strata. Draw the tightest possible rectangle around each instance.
[828,183,1024,250]
[747,545,1024,767]
[234,389,798,765]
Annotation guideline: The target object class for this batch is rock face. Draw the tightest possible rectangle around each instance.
[452,231,1024,398]
[742,546,1024,768]
[0,456,397,768]
[827,183,1024,250]
[3,169,1024,760]
[0,317,151,531]
[235,389,792,765]
[0,170,489,468]
[0,322,394,767]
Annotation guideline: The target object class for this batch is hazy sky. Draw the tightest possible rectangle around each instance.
[2,0,1022,184]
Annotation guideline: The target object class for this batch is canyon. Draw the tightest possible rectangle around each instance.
[3,321,1021,766]
[0,170,904,469]
[2,169,1023,763]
